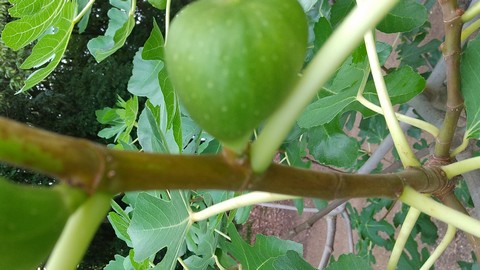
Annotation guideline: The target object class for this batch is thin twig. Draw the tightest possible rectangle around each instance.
[341,210,354,253]
[318,216,337,269]
[283,199,347,239]
[257,202,319,213]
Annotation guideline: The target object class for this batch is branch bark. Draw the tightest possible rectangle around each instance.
[434,0,464,158]
[0,117,449,200]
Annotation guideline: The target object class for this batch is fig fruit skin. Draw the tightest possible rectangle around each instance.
[166,0,308,152]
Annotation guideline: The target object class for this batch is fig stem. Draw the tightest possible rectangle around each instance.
[45,192,112,270]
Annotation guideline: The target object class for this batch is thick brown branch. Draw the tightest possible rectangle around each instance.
[434,0,465,158]
[0,117,450,200]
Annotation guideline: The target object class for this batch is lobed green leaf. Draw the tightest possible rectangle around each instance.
[223,224,305,269]
[2,1,76,92]
[307,122,360,169]
[76,0,93,33]
[2,0,67,50]
[87,0,135,62]
[325,254,372,270]
[128,191,191,268]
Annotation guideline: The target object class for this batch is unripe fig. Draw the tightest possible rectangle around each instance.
[166,0,308,152]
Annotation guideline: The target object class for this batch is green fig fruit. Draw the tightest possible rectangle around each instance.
[166,0,308,152]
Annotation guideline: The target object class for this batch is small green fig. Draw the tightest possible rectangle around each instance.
[166,0,308,152]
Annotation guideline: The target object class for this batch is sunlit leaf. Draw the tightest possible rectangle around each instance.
[87,0,135,62]
[142,20,165,61]
[104,254,126,270]
[137,101,180,153]
[142,20,179,130]
[184,221,217,270]
[108,200,132,247]
[126,249,150,270]
[96,96,138,143]
[2,0,68,50]
[128,191,191,269]
[2,1,76,92]
[128,48,165,105]
[461,35,480,139]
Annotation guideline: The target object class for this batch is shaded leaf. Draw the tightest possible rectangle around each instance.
[330,0,355,27]
[181,116,202,154]
[313,17,332,54]
[350,66,425,117]
[273,250,316,270]
[77,0,93,33]
[234,203,252,225]
[298,58,366,128]
[307,123,360,169]
[325,254,372,270]
[0,179,86,270]
[293,198,305,215]
[358,114,388,144]
[376,41,392,66]
[223,225,303,269]
[398,237,430,269]
[377,0,428,33]
[284,139,310,169]
[148,0,167,10]
[396,22,441,73]
[298,88,358,128]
